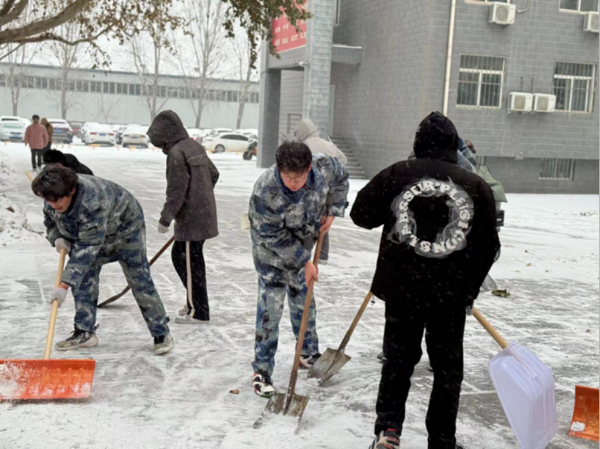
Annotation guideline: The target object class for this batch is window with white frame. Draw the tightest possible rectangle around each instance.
[559,0,599,13]
[539,159,575,181]
[554,62,597,113]
[458,55,505,108]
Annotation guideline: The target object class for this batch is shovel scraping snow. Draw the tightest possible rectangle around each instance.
[568,385,599,442]
[0,250,96,401]
[473,308,557,449]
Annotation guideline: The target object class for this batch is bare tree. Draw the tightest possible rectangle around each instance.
[231,34,260,129]
[45,22,85,119]
[0,42,37,115]
[98,90,123,123]
[172,0,228,129]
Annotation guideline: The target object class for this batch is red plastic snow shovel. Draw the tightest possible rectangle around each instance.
[0,249,96,400]
[308,291,374,382]
[568,385,599,442]
[263,232,325,421]
[99,236,175,308]
[473,308,557,449]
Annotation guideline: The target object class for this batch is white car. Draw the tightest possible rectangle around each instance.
[122,126,149,148]
[86,124,115,146]
[208,128,233,137]
[81,122,99,144]
[203,132,253,153]
[0,116,25,142]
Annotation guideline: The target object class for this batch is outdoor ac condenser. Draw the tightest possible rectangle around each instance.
[534,94,557,113]
[490,3,517,26]
[509,93,534,112]
[584,12,599,33]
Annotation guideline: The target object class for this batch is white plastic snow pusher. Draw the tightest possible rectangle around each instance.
[473,308,557,449]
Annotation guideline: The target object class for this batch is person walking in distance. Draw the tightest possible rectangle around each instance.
[24,114,48,171]
[248,141,349,397]
[41,118,54,163]
[351,113,500,449]
[147,110,220,325]
[293,119,348,265]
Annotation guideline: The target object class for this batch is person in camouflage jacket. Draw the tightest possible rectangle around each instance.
[248,141,349,397]
[32,166,173,355]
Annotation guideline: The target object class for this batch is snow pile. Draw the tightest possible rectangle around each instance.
[0,193,41,245]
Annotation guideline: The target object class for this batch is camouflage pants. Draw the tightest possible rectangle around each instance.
[72,227,170,338]
[252,274,319,377]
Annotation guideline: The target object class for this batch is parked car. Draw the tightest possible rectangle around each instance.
[122,126,149,148]
[81,122,99,144]
[70,121,84,139]
[48,119,73,144]
[86,123,115,146]
[208,128,233,137]
[203,132,252,153]
[20,117,31,127]
[0,116,25,142]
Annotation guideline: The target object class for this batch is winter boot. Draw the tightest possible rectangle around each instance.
[175,314,209,325]
[55,327,99,351]
[253,373,277,398]
[369,429,400,449]
[299,353,321,369]
[153,333,174,355]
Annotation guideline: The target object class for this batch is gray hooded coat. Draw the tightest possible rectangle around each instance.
[147,110,219,242]
[294,119,348,165]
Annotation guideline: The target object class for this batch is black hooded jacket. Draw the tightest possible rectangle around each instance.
[43,149,94,176]
[351,113,500,307]
[147,110,219,242]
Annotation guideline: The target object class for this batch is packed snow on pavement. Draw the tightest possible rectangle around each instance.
[0,143,597,449]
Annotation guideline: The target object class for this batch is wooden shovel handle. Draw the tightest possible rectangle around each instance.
[337,291,374,352]
[472,308,509,350]
[44,249,67,359]
[285,232,325,412]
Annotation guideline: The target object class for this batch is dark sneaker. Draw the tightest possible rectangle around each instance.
[369,429,400,449]
[253,373,277,398]
[299,353,321,369]
[55,327,99,351]
[153,333,174,355]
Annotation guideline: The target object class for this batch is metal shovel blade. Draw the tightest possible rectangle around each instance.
[264,392,310,420]
[308,348,352,382]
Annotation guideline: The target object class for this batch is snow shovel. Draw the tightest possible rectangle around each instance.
[568,385,599,442]
[99,236,175,308]
[473,308,557,449]
[308,291,374,382]
[0,249,96,400]
[263,232,325,421]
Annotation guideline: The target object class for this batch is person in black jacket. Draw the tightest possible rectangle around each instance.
[352,112,500,449]
[43,149,94,176]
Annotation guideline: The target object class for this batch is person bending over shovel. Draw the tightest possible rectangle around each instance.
[248,141,349,397]
[351,112,500,449]
[32,166,174,355]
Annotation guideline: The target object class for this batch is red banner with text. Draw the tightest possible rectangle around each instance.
[272,2,308,53]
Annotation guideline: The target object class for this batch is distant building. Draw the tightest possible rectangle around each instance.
[0,63,259,129]
[259,0,599,193]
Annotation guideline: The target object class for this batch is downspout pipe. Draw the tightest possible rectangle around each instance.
[443,0,457,117]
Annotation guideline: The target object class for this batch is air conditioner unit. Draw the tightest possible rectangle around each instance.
[584,12,599,33]
[490,3,517,26]
[533,94,557,113]
[509,93,533,112]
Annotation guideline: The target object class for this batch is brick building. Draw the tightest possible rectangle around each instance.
[258,0,599,193]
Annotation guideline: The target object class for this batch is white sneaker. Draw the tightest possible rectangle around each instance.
[175,314,209,325]
[153,333,174,355]
[178,304,190,316]
[252,373,277,398]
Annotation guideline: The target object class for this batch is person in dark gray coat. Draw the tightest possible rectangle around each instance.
[147,110,219,325]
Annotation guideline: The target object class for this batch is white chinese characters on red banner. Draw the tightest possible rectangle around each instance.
[272,2,308,53]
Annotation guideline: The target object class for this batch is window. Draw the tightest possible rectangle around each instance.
[48,78,56,90]
[116,83,124,94]
[539,159,575,181]
[554,62,597,113]
[457,55,505,108]
[76,80,89,92]
[168,86,178,98]
[560,0,599,12]
[90,81,101,93]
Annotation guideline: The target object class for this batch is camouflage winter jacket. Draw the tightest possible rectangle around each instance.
[249,155,350,276]
[43,175,145,288]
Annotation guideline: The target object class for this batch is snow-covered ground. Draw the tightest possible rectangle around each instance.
[0,143,597,449]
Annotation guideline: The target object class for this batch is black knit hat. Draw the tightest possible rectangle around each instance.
[413,112,459,164]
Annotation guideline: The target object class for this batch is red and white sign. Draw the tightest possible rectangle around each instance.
[272,2,308,53]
